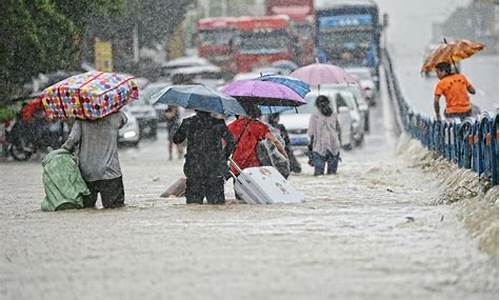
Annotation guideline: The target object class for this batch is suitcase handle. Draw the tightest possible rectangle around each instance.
[228,157,242,179]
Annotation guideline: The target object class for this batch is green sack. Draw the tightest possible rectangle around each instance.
[41,149,90,211]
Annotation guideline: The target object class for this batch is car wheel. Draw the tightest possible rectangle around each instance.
[342,143,353,151]
[150,123,158,140]
[355,134,364,147]
[9,144,33,161]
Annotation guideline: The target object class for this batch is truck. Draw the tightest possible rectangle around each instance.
[315,0,382,88]
[196,17,237,73]
[233,15,295,73]
[265,0,315,65]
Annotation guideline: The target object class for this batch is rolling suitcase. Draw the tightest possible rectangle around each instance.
[229,159,304,204]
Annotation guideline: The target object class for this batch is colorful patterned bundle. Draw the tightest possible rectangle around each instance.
[41,72,139,120]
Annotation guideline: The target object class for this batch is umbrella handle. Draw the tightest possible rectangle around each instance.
[450,57,459,74]
[443,38,459,74]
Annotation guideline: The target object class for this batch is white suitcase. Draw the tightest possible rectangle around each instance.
[230,159,304,204]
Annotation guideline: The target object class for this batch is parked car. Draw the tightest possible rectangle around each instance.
[271,60,298,74]
[279,88,354,152]
[251,66,283,76]
[232,72,261,81]
[332,84,370,133]
[170,65,224,88]
[118,110,140,147]
[334,88,364,147]
[345,67,377,105]
[160,56,212,79]
[142,82,170,123]
[128,97,158,139]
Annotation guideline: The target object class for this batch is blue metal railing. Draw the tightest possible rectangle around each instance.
[383,49,499,185]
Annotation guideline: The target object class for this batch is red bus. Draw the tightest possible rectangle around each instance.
[265,0,315,65]
[233,15,295,73]
[196,17,237,70]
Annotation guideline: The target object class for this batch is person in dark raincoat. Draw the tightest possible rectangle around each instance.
[173,110,235,204]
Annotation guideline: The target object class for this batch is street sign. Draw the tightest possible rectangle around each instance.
[95,41,113,72]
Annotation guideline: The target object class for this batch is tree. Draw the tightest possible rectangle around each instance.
[0,0,124,103]
[83,0,195,69]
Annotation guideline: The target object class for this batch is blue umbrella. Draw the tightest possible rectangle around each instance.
[151,84,248,116]
[258,75,311,98]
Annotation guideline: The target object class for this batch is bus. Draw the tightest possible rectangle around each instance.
[196,17,237,72]
[315,0,382,87]
[233,15,295,73]
[265,0,315,65]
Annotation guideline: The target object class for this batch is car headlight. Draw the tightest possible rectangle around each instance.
[123,131,137,139]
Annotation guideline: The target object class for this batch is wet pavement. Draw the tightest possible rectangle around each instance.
[1,80,498,299]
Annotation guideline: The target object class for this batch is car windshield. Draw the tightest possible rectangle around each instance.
[319,30,372,50]
[239,31,289,55]
[339,91,358,110]
[336,86,366,106]
[318,31,373,66]
[198,29,235,46]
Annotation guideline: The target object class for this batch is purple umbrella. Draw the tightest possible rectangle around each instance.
[290,63,357,86]
[221,80,306,107]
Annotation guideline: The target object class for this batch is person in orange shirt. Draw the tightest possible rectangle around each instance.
[434,62,476,121]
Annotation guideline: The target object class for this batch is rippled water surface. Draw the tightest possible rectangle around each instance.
[1,86,498,299]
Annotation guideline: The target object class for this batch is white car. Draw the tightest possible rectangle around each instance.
[128,97,159,139]
[345,67,377,105]
[334,88,364,147]
[170,65,224,89]
[251,66,284,76]
[232,72,261,81]
[141,82,171,123]
[331,83,370,133]
[160,56,212,79]
[118,110,140,147]
[232,67,281,81]
[279,88,354,151]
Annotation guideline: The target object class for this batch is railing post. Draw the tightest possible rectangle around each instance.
[479,114,492,178]
[492,114,499,185]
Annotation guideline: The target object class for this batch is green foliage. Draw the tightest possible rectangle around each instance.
[0,0,124,104]
[0,0,193,103]
[0,106,17,122]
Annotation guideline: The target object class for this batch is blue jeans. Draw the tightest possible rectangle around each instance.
[312,151,339,176]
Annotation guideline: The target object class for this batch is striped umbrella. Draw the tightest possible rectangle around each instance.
[258,75,311,98]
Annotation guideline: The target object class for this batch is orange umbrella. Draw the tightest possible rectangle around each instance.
[421,39,485,74]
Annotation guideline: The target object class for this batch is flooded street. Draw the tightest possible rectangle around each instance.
[1,83,498,299]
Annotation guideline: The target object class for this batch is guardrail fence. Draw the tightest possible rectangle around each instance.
[383,48,499,185]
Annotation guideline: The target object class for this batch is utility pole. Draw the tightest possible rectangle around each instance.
[133,23,139,63]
